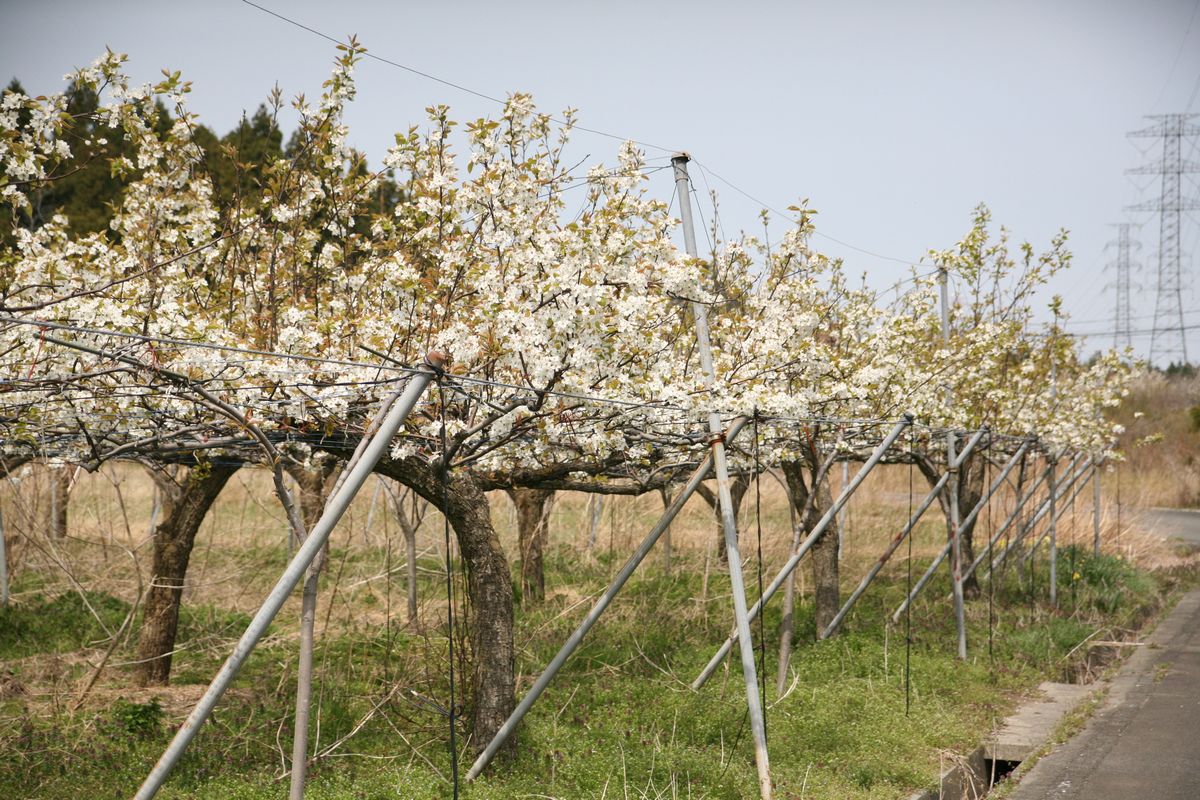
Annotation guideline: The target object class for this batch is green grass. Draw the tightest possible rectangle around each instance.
[0,542,1182,800]
[0,590,129,659]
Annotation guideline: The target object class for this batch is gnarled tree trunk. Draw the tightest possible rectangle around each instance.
[956,451,986,597]
[377,457,515,759]
[780,459,841,637]
[134,463,238,687]
[506,487,553,603]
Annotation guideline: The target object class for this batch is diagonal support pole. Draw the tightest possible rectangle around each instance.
[1019,459,1096,563]
[692,415,911,690]
[1093,459,1102,556]
[959,458,1056,586]
[989,455,1090,575]
[890,439,1035,622]
[134,359,440,800]
[465,415,750,781]
[820,428,990,639]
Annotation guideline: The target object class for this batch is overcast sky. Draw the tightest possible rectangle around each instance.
[4,0,1199,364]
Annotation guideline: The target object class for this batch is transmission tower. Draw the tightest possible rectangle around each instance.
[1104,223,1141,351]
[1126,113,1200,366]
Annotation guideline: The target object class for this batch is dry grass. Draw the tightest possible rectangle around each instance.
[3,452,1187,640]
[1,438,1196,799]
[1111,371,1200,508]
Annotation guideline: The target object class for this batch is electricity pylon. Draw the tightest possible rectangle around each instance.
[1104,223,1141,351]
[1126,113,1200,365]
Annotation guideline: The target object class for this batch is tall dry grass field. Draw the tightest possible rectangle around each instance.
[1110,370,1200,508]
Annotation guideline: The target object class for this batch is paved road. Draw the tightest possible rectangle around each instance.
[1135,506,1200,545]
[1008,588,1200,800]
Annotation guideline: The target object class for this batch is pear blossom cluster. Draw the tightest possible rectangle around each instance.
[0,47,1133,481]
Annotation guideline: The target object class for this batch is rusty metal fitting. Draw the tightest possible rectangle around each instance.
[423,350,451,374]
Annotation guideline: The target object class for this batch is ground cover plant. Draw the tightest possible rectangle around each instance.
[1,466,1193,799]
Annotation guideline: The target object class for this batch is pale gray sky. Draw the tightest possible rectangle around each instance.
[4,0,1199,363]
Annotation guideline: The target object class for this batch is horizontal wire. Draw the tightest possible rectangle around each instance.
[240,0,678,154]
[0,315,1095,446]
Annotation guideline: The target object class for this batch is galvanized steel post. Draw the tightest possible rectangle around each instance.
[672,154,771,800]
[134,359,440,800]
[465,416,750,781]
[820,428,988,640]
[892,439,1033,622]
[1048,454,1059,606]
[692,416,911,689]
[1020,457,1096,559]
[0,505,7,608]
[938,266,968,659]
[993,455,1090,573]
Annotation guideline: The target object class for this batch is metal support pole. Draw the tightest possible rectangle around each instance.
[1019,458,1094,561]
[821,429,989,639]
[892,439,1033,622]
[956,445,1048,584]
[0,504,7,608]
[1093,461,1102,557]
[465,416,750,781]
[838,460,849,560]
[970,460,1053,579]
[672,154,771,799]
[692,416,911,689]
[290,568,319,800]
[1047,456,1058,606]
[1048,355,1059,607]
[134,362,438,800]
[938,267,967,659]
[991,456,1090,574]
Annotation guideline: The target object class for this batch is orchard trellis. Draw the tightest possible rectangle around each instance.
[0,47,1132,800]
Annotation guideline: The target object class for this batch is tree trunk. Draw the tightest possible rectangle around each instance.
[809,480,840,634]
[377,458,515,759]
[134,463,238,687]
[48,464,72,539]
[696,473,750,565]
[957,451,986,597]
[780,460,841,638]
[387,482,425,625]
[915,450,983,599]
[506,488,553,603]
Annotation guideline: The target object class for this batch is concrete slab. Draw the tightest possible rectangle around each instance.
[1008,590,1200,800]
[984,682,1092,762]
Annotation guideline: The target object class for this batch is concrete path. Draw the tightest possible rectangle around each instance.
[1008,589,1200,799]
[1135,506,1200,545]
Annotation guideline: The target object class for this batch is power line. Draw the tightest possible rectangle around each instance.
[691,159,931,269]
[240,0,677,155]
[240,0,936,276]
[1151,0,1200,112]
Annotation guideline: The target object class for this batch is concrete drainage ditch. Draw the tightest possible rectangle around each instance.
[906,681,1095,800]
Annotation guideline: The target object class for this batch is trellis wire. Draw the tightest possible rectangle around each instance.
[2,314,1064,448]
